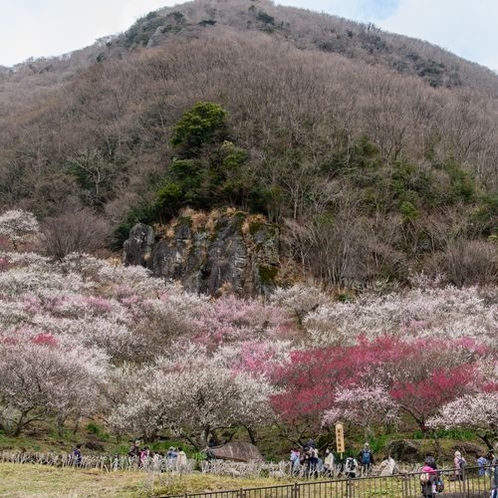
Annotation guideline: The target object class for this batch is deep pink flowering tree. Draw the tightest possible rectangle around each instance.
[270,336,485,441]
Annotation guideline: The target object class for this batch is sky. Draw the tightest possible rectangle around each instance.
[0,0,496,71]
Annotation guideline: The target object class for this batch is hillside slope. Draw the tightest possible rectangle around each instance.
[1,0,498,288]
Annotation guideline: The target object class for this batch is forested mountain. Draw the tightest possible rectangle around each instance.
[2,0,498,289]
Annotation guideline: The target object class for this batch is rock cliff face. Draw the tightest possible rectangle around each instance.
[123,211,279,297]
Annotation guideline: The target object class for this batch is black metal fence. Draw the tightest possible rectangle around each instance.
[162,466,496,498]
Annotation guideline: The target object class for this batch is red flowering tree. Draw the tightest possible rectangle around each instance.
[269,337,397,444]
[384,338,484,432]
[389,364,478,432]
[270,336,484,442]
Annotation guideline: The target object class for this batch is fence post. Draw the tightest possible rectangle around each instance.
[346,478,354,498]
[291,482,299,498]
[401,473,410,497]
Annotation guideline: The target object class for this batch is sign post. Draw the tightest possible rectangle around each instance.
[335,422,345,459]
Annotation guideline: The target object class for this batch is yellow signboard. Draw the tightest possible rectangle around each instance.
[335,422,345,454]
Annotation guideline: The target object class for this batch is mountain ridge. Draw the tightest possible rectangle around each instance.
[1,0,498,290]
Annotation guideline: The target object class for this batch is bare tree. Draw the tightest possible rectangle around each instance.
[41,207,110,259]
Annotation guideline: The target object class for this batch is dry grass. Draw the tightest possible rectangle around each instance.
[0,464,150,497]
[0,462,492,498]
[0,463,288,497]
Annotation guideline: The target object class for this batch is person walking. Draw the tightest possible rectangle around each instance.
[420,457,438,498]
[454,451,466,481]
[71,444,83,467]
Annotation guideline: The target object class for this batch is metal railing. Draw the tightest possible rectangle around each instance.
[162,466,496,498]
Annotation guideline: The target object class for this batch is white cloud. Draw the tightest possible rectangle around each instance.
[1,0,497,71]
[0,0,177,66]
[374,0,498,71]
[278,0,498,71]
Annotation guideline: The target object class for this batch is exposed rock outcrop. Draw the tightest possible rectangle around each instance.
[122,222,155,267]
[123,210,279,297]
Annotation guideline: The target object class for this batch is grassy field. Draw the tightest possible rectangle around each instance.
[0,462,493,498]
[0,463,289,497]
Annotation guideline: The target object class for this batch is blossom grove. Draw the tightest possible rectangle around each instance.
[0,214,497,452]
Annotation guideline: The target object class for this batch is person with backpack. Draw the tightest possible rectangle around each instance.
[358,442,374,475]
[419,457,438,498]
[423,454,444,494]
[344,455,358,478]
[127,440,141,462]
[71,443,83,467]
[454,450,466,481]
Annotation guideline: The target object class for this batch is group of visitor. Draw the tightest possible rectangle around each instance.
[420,450,498,498]
[289,441,374,478]
[477,451,496,476]
[127,440,188,469]
[72,437,498,498]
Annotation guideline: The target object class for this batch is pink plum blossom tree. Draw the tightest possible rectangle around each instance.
[322,385,399,440]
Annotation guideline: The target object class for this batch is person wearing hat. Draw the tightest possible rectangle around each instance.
[358,443,374,475]
[127,440,141,459]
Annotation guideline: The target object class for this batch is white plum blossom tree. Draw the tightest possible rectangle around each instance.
[0,209,39,249]
[109,361,275,447]
[427,391,498,449]
[0,341,107,436]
